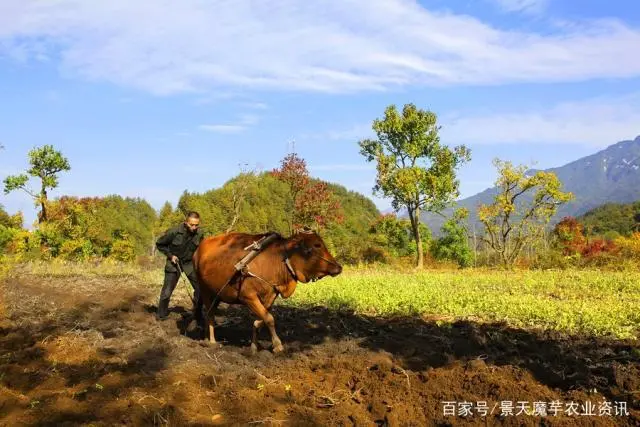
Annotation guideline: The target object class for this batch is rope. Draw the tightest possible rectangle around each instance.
[175,260,196,306]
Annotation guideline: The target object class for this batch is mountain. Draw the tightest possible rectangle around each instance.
[420,135,640,236]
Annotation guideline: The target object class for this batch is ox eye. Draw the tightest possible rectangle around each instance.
[314,243,321,248]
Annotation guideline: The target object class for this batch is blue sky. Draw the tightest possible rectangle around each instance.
[1,0,640,228]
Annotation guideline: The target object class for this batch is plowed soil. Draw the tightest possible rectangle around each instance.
[0,272,639,426]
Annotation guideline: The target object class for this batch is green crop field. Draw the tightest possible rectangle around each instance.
[281,267,640,340]
[7,260,640,340]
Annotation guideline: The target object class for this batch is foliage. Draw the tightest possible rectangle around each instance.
[581,238,619,259]
[174,172,379,264]
[548,216,620,266]
[0,205,23,253]
[358,103,471,268]
[225,166,259,232]
[552,216,586,255]
[367,213,431,261]
[578,200,640,236]
[430,208,473,268]
[109,235,137,262]
[478,158,574,268]
[176,173,291,236]
[271,152,344,232]
[615,232,640,262]
[0,225,19,253]
[369,214,413,258]
[3,195,157,260]
[0,204,23,229]
[3,145,71,223]
[58,238,94,261]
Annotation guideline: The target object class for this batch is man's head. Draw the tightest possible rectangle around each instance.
[184,211,200,234]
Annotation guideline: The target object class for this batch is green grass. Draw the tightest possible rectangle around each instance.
[280,267,640,340]
[5,258,639,340]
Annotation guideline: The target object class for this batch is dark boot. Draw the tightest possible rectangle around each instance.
[156,298,170,320]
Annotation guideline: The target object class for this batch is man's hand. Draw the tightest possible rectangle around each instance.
[170,255,179,264]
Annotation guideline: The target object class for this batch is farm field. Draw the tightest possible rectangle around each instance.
[0,263,639,426]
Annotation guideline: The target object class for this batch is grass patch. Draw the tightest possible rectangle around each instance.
[281,267,640,340]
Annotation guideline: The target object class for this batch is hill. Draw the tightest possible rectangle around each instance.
[174,172,381,262]
[577,200,640,237]
[420,135,640,236]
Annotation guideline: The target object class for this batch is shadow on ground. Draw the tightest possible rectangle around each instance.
[1,274,638,426]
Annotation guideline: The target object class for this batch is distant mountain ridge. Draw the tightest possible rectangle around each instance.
[419,135,640,236]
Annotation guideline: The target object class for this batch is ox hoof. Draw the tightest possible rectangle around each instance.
[250,343,259,355]
[273,344,284,354]
[201,340,222,349]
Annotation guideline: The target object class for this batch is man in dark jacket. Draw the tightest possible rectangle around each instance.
[155,211,205,325]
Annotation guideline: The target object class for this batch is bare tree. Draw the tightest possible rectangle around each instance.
[226,163,260,233]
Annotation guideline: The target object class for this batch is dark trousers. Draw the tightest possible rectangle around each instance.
[157,266,204,326]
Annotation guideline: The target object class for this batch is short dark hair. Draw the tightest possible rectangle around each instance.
[186,211,200,219]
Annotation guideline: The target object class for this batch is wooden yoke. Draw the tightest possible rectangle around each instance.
[234,233,280,274]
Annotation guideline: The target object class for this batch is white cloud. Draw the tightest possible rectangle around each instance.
[198,113,260,134]
[243,102,268,110]
[440,93,640,147]
[302,124,374,143]
[198,124,245,134]
[487,0,549,14]
[316,93,640,148]
[0,1,639,94]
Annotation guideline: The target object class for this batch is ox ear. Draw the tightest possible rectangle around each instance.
[296,225,314,235]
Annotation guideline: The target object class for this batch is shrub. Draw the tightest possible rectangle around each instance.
[109,238,136,262]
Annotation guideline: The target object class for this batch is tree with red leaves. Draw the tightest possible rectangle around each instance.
[553,216,586,255]
[580,238,618,258]
[271,152,344,233]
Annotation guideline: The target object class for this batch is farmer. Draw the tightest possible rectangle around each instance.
[155,211,205,327]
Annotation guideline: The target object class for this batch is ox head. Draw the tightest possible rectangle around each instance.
[285,227,342,283]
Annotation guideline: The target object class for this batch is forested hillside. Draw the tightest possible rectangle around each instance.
[171,172,382,262]
[577,200,640,237]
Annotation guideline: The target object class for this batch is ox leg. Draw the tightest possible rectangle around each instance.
[207,299,221,345]
[251,320,264,354]
[201,292,221,345]
[246,297,283,353]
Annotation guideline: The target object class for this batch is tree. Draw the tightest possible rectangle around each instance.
[552,216,586,255]
[431,208,474,268]
[295,180,344,231]
[358,103,471,268]
[478,158,574,268]
[226,164,259,233]
[369,213,413,258]
[271,152,343,233]
[3,145,71,223]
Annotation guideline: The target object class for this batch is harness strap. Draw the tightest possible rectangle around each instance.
[207,233,296,317]
[284,257,299,282]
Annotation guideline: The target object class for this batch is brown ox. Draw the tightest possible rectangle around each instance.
[193,229,342,353]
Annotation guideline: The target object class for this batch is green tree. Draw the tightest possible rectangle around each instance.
[478,158,574,268]
[358,103,471,268]
[369,214,413,258]
[3,145,71,223]
[431,208,473,268]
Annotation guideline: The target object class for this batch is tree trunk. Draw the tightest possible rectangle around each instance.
[472,222,477,267]
[409,206,423,269]
[39,188,48,223]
